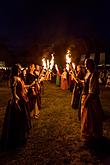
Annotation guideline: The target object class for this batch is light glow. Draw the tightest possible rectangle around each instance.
[50,54,54,70]
[55,64,58,71]
[66,49,71,71]
[42,57,47,69]
[72,63,75,70]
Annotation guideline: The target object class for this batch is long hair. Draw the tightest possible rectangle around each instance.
[10,64,21,78]
[85,59,95,72]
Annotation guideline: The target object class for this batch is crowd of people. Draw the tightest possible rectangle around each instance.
[0,59,107,149]
[98,65,110,88]
[55,59,104,143]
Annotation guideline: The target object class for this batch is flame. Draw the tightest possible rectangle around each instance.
[72,63,75,70]
[50,54,54,70]
[66,49,71,71]
[47,59,50,69]
[66,49,71,64]
[66,63,69,71]
[42,57,47,69]
[55,64,58,71]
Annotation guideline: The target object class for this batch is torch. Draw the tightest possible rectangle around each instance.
[42,57,47,70]
[66,49,71,71]
[50,54,55,70]
[55,64,58,72]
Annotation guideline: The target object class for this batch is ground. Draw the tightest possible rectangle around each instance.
[0,81,110,165]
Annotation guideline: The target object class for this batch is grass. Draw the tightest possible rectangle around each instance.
[0,81,110,165]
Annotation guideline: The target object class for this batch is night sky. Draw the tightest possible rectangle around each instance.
[0,0,110,52]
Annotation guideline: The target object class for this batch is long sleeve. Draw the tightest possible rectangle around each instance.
[11,77,19,101]
[89,72,100,95]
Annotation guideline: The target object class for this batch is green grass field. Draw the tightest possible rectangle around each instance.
[0,81,110,165]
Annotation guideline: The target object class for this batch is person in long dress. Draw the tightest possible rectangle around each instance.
[71,65,85,110]
[69,66,75,92]
[1,64,31,149]
[26,64,40,119]
[56,68,61,87]
[60,68,68,90]
[80,59,103,142]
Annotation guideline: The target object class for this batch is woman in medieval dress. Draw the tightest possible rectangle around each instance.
[71,65,85,110]
[73,59,103,142]
[1,64,31,149]
[81,59,103,142]
[26,64,41,119]
[60,67,68,90]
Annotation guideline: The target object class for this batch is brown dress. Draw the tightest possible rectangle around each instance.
[81,71,103,141]
[1,76,31,149]
[61,71,68,90]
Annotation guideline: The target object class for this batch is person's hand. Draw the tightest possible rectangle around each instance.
[24,85,30,88]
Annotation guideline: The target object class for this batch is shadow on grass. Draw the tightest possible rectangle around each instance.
[103,111,110,121]
[86,136,110,163]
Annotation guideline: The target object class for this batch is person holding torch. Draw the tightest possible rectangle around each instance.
[72,59,103,143]
[55,64,61,87]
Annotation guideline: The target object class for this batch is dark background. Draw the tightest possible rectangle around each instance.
[0,0,110,65]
